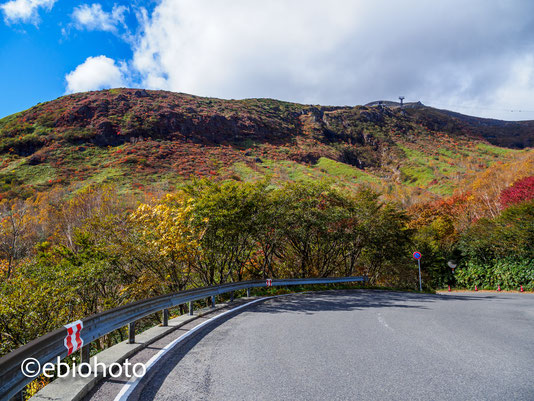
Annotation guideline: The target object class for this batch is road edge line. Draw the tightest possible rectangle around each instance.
[113,296,275,401]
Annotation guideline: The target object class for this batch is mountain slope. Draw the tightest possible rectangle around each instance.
[0,88,531,201]
[403,105,533,148]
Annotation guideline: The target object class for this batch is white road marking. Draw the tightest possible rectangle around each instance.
[113,297,275,401]
[377,312,393,331]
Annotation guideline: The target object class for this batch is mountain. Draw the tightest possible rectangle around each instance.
[366,100,533,148]
[0,88,531,202]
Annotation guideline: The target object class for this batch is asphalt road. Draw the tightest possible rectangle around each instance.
[90,290,534,401]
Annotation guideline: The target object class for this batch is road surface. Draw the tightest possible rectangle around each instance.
[87,290,534,401]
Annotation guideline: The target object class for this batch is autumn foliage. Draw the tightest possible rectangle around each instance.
[499,176,534,209]
[0,89,532,400]
[0,181,414,357]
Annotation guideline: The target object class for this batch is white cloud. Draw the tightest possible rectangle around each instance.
[132,0,361,99]
[127,0,534,121]
[65,55,127,93]
[420,55,534,120]
[71,3,128,33]
[1,0,56,24]
[60,1,534,120]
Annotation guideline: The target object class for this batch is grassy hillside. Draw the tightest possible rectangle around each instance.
[0,88,530,202]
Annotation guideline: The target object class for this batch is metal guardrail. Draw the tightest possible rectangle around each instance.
[0,276,366,400]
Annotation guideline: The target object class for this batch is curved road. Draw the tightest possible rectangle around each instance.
[90,290,534,401]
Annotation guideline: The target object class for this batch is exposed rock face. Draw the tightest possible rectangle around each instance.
[0,88,531,163]
[0,88,529,202]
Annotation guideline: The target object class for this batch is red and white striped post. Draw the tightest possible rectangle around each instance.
[64,320,84,355]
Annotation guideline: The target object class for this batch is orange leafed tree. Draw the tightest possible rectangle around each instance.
[466,149,534,220]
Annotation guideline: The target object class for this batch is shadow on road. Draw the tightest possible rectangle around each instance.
[131,308,262,401]
[129,290,506,401]
[248,289,499,316]
[124,289,532,401]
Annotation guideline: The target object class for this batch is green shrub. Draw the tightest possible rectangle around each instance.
[455,259,534,290]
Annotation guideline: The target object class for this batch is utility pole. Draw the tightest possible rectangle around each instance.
[399,96,405,108]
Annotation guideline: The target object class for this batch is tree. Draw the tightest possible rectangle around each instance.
[0,269,78,356]
[459,200,534,264]
[128,192,200,293]
[356,195,413,286]
[0,199,35,278]
[39,185,130,250]
[274,181,352,278]
[184,180,268,285]
[467,150,534,219]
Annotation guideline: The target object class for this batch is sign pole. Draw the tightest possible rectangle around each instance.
[418,259,422,292]
[447,261,457,291]
[413,251,422,292]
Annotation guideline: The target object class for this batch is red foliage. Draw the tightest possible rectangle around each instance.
[499,176,534,209]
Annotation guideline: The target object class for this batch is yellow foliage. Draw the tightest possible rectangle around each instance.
[468,149,534,219]
[130,192,199,260]
[0,259,8,275]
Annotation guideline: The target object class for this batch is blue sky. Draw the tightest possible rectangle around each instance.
[0,0,146,118]
[2,0,534,121]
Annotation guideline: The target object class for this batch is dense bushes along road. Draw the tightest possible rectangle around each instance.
[0,178,533,359]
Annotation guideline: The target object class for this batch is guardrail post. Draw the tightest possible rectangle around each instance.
[0,276,368,400]
[128,322,135,344]
[80,344,90,373]
[162,309,169,326]
[230,291,234,302]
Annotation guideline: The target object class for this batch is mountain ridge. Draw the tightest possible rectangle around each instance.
[0,88,531,201]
